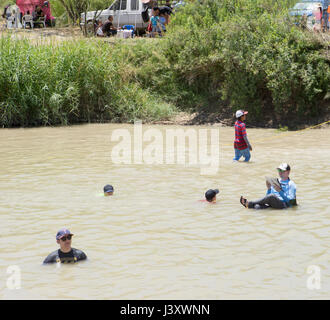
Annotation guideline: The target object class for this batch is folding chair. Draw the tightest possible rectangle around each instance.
[22,15,34,29]
[34,15,46,28]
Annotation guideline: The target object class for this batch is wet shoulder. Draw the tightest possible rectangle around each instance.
[72,248,87,261]
[43,249,59,264]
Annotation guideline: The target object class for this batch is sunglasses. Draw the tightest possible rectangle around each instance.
[60,235,72,241]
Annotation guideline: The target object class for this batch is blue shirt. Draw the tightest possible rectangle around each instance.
[159,17,166,25]
[151,16,159,26]
[266,178,297,206]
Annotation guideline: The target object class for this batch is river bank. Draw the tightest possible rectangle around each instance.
[153,110,330,130]
[0,31,329,130]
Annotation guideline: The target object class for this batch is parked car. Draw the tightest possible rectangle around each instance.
[80,0,151,34]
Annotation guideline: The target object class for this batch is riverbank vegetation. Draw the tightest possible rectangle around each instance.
[0,0,329,128]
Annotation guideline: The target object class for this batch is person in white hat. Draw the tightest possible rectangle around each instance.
[233,109,252,162]
[240,163,297,209]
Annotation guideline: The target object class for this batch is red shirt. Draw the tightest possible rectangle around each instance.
[234,120,248,150]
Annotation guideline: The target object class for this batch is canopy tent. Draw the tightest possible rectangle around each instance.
[16,0,54,19]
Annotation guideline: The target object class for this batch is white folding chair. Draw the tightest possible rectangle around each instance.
[33,15,46,28]
[39,15,47,28]
[22,15,34,29]
[41,15,46,28]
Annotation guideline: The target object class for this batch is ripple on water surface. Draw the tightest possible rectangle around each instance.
[0,124,329,299]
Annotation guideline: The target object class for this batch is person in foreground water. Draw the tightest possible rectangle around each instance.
[43,228,87,264]
[240,163,297,210]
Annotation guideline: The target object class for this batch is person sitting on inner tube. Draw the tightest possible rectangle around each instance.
[240,163,297,210]
[43,228,87,264]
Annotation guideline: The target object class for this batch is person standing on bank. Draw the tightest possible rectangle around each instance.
[240,163,297,210]
[150,7,161,37]
[233,110,252,162]
[43,228,87,264]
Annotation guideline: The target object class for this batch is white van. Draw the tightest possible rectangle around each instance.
[80,0,151,33]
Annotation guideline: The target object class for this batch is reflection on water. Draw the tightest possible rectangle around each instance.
[0,124,329,299]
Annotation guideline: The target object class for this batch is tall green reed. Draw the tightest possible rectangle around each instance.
[0,36,176,127]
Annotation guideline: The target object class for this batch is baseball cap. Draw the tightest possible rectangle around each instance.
[277,163,291,171]
[235,110,248,118]
[104,184,114,193]
[205,189,219,201]
[56,228,73,240]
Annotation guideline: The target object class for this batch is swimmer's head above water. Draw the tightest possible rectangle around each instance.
[43,228,87,264]
[56,228,73,253]
[104,184,114,196]
[205,189,219,203]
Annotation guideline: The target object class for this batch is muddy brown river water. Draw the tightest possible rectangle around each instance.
[0,123,329,299]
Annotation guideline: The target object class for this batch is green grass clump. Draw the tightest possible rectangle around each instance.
[0,37,176,127]
[158,0,330,125]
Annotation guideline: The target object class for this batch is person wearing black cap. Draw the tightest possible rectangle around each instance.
[205,189,219,203]
[43,228,87,264]
[240,163,297,209]
[104,184,114,196]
